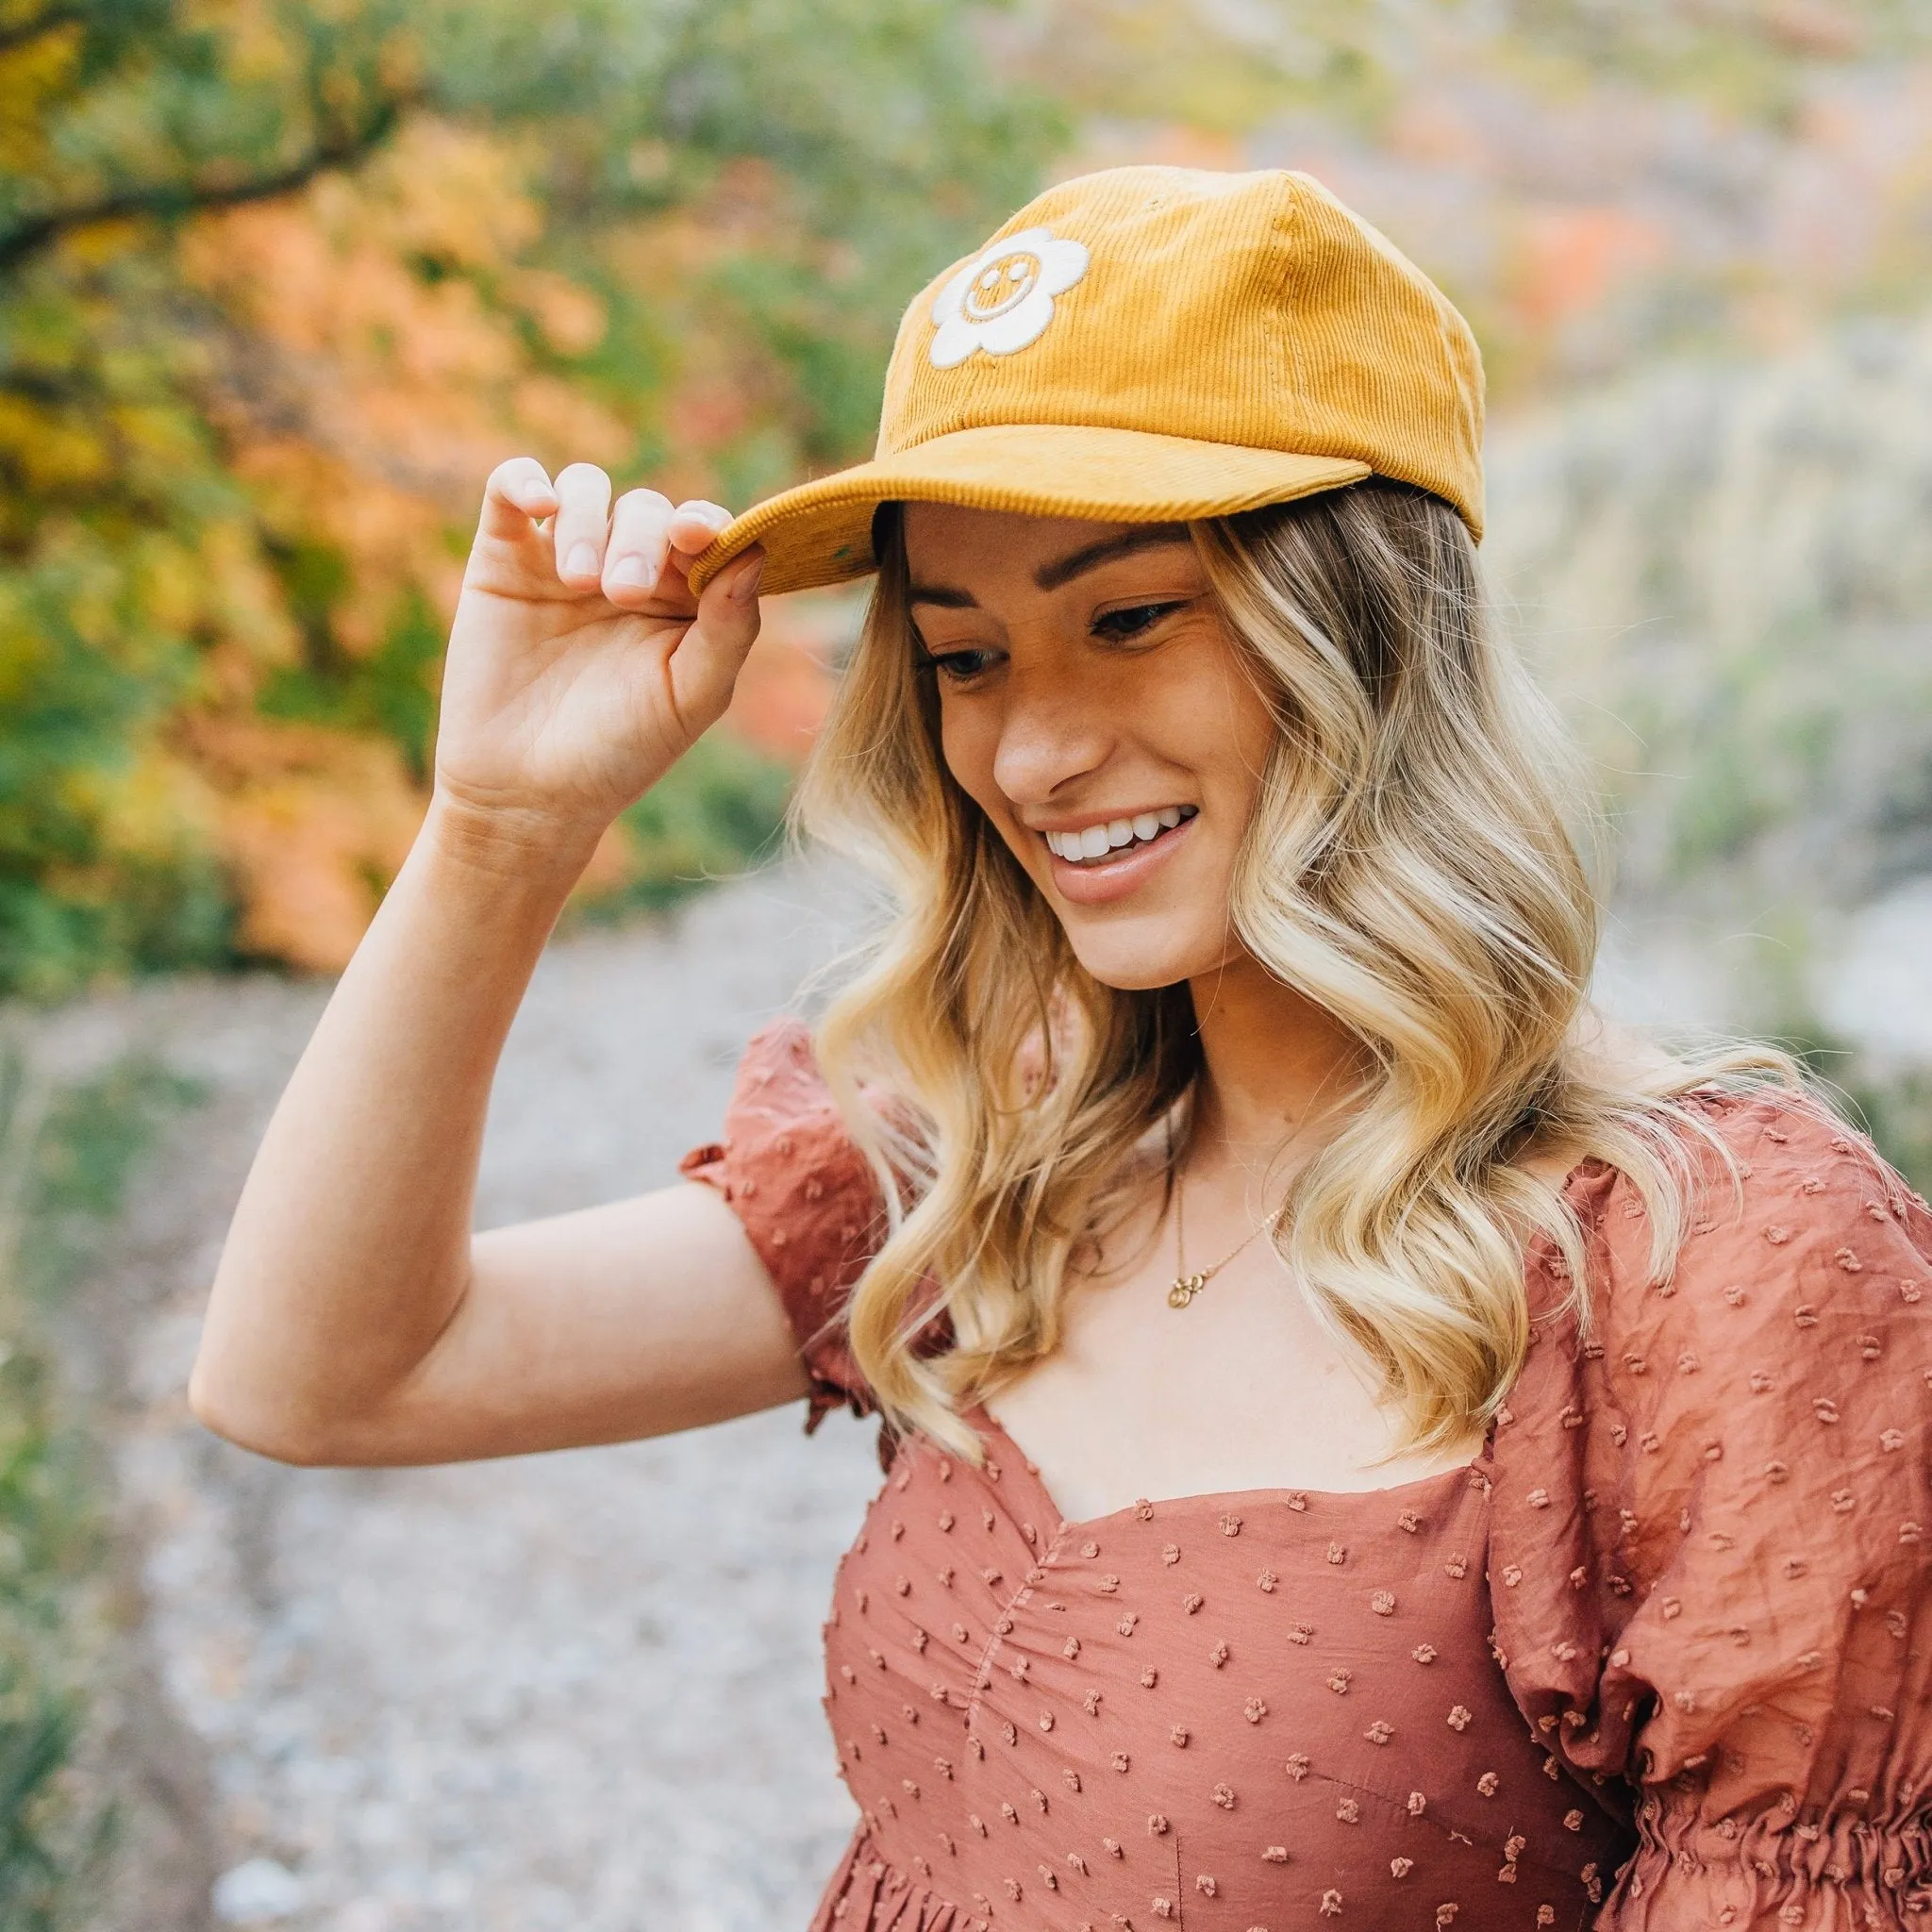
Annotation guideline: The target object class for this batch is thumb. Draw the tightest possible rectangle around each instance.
[667,546,765,738]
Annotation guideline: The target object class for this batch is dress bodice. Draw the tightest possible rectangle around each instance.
[820,1403,1627,1931]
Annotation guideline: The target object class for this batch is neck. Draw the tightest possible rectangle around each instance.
[1183,950,1369,1185]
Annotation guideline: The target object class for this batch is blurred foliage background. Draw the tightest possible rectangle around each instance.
[5,0,1931,1006]
[0,0,1058,991]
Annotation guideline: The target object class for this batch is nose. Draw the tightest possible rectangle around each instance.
[990,660,1116,809]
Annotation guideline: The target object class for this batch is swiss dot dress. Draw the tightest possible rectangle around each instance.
[679,1021,1932,1932]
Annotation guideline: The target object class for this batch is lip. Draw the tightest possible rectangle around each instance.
[1031,806,1191,839]
[1044,811,1196,907]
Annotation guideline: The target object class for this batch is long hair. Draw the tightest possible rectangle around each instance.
[793,478,1807,1464]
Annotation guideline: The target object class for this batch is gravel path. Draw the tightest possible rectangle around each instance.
[75,855,885,1932]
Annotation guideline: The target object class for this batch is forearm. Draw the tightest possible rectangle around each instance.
[192,794,601,1458]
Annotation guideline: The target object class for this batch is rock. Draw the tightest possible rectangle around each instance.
[212,1857,306,1922]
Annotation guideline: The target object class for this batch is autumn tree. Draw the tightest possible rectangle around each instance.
[0,0,1059,992]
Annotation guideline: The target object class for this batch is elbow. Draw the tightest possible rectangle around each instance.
[187,1357,346,1468]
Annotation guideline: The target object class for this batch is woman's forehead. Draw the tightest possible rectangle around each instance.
[902,505,1195,599]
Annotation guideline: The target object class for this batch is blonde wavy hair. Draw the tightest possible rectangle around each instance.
[795,478,1808,1465]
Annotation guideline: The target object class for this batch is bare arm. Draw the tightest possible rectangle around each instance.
[190,461,808,1466]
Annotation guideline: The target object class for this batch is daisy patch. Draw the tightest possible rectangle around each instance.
[929,226,1090,369]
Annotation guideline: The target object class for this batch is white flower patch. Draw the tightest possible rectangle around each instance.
[928,226,1090,370]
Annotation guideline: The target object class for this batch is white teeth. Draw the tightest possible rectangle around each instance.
[1045,808,1195,865]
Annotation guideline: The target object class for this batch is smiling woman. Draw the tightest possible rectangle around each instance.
[192,161,1932,1932]
[901,508,1268,938]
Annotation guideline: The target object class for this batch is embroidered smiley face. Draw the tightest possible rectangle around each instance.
[966,251,1041,320]
[928,225,1090,369]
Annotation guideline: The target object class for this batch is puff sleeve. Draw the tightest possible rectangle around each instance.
[1491,1091,1932,1929]
[678,1018,889,1433]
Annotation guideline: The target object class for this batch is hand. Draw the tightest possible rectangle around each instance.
[432,458,764,846]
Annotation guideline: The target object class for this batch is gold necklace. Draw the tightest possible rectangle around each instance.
[1168,1177,1286,1308]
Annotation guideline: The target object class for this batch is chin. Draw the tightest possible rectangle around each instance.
[1059,918,1228,994]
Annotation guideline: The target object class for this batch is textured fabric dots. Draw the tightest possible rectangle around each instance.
[688,1024,1932,1932]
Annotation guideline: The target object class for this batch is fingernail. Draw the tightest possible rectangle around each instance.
[564,542,598,578]
[729,553,765,602]
[608,555,650,589]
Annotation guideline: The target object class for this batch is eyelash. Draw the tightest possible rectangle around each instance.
[918,601,1188,683]
[1091,600,1187,641]
[921,647,997,684]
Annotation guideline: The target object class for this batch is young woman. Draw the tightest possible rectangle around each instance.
[192,168,1930,1930]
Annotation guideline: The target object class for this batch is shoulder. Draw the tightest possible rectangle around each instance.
[1573,1083,1928,1379]
[1546,1081,1930,1584]
[682,1018,874,1206]
[710,1016,845,1141]
[678,1019,890,1430]
[1494,1079,1928,1590]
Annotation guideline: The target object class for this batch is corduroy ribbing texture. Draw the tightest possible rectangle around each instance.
[689,166,1486,597]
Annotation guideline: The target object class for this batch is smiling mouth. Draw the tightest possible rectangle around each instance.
[1041,806,1197,866]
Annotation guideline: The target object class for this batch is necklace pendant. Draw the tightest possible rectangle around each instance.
[1168,1273,1207,1309]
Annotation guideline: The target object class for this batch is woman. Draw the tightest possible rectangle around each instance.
[192,167,1930,1929]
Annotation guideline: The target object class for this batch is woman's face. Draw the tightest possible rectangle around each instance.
[903,504,1280,992]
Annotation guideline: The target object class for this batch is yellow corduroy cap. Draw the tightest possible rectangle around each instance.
[689,165,1485,597]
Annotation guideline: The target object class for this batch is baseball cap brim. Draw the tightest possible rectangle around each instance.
[686,425,1373,597]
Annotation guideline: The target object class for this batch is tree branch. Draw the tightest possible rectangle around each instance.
[0,95,406,278]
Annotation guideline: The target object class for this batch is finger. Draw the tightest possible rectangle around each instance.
[664,499,733,558]
[602,488,675,607]
[667,545,765,736]
[477,458,558,541]
[552,462,615,590]
[655,501,737,605]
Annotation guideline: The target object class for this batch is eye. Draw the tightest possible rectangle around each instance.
[1091,600,1187,643]
[918,645,1001,684]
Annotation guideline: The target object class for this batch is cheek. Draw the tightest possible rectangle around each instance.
[1170,642,1277,820]
[1215,677,1278,823]
[937,701,1007,824]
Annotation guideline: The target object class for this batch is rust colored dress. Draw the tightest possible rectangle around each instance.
[680,1022,1932,1932]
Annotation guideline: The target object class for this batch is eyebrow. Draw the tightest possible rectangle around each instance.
[907,523,1195,607]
